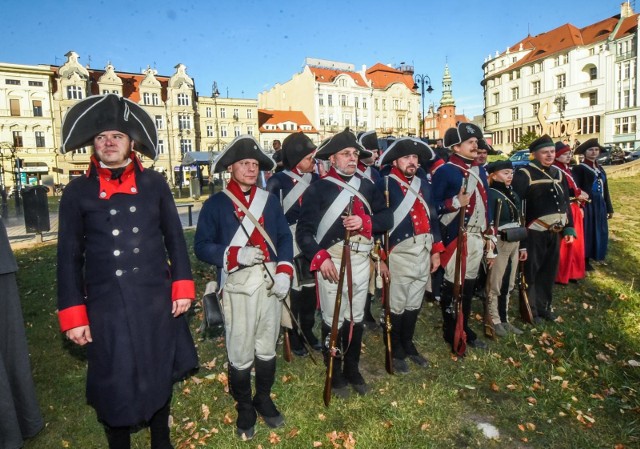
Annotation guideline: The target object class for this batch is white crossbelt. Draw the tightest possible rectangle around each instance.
[316,176,369,243]
[388,174,430,235]
[282,171,311,214]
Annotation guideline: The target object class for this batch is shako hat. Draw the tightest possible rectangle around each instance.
[574,138,604,155]
[554,141,572,157]
[487,160,513,174]
[528,134,555,153]
[281,132,317,169]
[315,128,371,160]
[357,130,380,152]
[443,122,483,148]
[378,137,435,166]
[212,135,275,173]
[61,93,158,160]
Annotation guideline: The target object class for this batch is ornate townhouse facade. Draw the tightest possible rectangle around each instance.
[257,109,318,150]
[196,94,259,153]
[258,58,421,141]
[482,2,639,154]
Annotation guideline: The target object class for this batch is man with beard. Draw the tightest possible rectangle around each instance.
[512,135,575,323]
[432,122,495,354]
[375,137,444,372]
[296,128,392,398]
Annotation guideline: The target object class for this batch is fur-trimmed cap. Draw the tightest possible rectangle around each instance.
[487,160,513,174]
[61,94,158,160]
[357,130,380,151]
[528,134,555,152]
[282,132,317,170]
[378,137,435,166]
[212,135,275,173]
[443,122,483,148]
[315,128,371,160]
[574,138,604,155]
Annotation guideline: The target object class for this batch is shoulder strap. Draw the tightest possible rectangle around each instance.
[222,189,278,256]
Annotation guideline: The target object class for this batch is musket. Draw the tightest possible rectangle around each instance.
[452,177,469,356]
[233,211,317,364]
[382,176,393,375]
[517,200,534,324]
[484,198,501,339]
[323,197,355,407]
[278,190,293,363]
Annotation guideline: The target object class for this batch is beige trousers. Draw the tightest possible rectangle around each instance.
[389,234,433,313]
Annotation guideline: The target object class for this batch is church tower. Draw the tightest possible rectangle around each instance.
[437,64,457,137]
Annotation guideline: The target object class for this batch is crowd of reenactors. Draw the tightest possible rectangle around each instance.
[54,94,612,447]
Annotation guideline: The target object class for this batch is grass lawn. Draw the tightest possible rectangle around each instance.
[16,176,640,448]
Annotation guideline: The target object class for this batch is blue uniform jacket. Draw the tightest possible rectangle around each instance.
[265,171,319,225]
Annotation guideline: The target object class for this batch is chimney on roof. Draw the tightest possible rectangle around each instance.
[621,1,634,18]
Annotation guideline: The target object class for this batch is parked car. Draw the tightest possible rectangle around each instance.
[597,146,626,165]
[508,150,530,169]
[625,149,640,162]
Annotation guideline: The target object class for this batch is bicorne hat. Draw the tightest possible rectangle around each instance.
[528,134,555,152]
[443,122,483,148]
[357,130,380,152]
[61,94,158,160]
[574,138,604,155]
[212,135,275,173]
[487,160,513,174]
[554,141,572,157]
[378,137,435,166]
[315,128,371,160]
[282,132,317,170]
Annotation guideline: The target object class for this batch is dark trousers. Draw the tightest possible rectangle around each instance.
[288,286,318,349]
[524,230,560,317]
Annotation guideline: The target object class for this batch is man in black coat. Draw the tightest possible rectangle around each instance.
[57,94,198,449]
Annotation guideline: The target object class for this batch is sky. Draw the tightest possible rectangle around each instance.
[1,0,630,118]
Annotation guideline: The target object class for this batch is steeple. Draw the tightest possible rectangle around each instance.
[440,64,455,107]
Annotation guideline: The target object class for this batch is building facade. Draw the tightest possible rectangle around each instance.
[423,65,470,140]
[257,109,318,150]
[196,94,259,153]
[482,3,639,154]
[258,58,421,141]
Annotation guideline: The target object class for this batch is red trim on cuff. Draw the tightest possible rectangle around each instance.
[358,214,372,239]
[431,241,445,254]
[444,198,457,213]
[58,305,89,332]
[227,246,240,271]
[310,249,331,271]
[172,279,196,301]
[276,263,294,277]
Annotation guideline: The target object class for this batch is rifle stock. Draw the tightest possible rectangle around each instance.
[382,176,393,374]
[283,330,292,362]
[518,261,534,324]
[484,199,501,339]
[452,178,468,356]
[323,198,354,407]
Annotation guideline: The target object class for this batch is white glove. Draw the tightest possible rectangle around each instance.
[271,272,291,300]
[237,246,264,266]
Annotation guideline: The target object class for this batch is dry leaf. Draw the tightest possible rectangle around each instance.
[526,422,536,431]
[318,413,327,421]
[490,382,500,392]
[518,424,525,432]
[201,404,210,421]
[223,413,234,425]
[391,401,398,407]
[420,422,431,431]
[61,441,70,448]
[506,384,517,390]
[561,380,569,389]
[417,399,425,405]
[182,386,191,395]
[628,360,640,367]
[268,431,281,444]
[551,375,563,381]
[474,372,481,380]
[287,428,300,438]
[191,376,203,385]
[202,357,217,370]
[527,397,537,405]
[313,442,323,448]
[281,374,292,383]
[382,420,393,429]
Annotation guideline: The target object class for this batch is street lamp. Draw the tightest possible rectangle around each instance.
[413,73,434,139]
[212,81,221,152]
[554,94,568,120]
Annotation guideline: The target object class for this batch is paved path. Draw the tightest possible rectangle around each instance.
[2,200,203,248]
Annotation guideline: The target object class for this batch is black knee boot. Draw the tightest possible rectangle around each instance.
[402,308,429,368]
[298,286,320,349]
[388,312,408,373]
[322,322,348,397]
[104,425,130,449]
[440,280,456,346]
[342,322,369,395]
[228,365,256,440]
[253,357,284,428]
[149,399,173,449]
[462,280,478,343]
[363,293,377,329]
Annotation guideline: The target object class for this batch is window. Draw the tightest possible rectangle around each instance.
[556,74,566,89]
[341,95,347,106]
[220,108,226,118]
[283,124,288,131]
[354,97,359,108]
[220,125,228,137]
[157,140,164,154]
[233,108,239,120]
[143,92,151,105]
[12,131,23,147]
[394,99,400,110]
[532,102,540,115]
[35,131,45,147]
[589,67,597,80]
[623,89,630,108]
[580,115,600,134]
[6,79,20,85]
[180,139,192,154]
[319,116,325,126]
[511,107,519,121]
[555,54,568,66]
[614,116,636,134]
[205,107,211,118]
[492,111,499,124]
[152,93,159,105]
[509,70,520,80]
[155,115,164,129]
[318,94,324,106]
[382,99,386,110]
[247,109,253,119]
[557,98,566,114]
[29,80,43,87]
[493,92,500,106]
[247,125,254,136]
[374,99,379,110]
[344,114,350,127]
[532,80,541,95]
[511,87,519,101]
[207,125,214,137]
[234,126,241,137]
[588,47,595,56]
[328,95,333,107]
[67,85,83,100]
[532,63,542,73]
[32,100,42,117]
[10,99,20,116]
[362,98,367,109]
[177,92,189,106]
[589,91,598,106]
[178,114,191,130]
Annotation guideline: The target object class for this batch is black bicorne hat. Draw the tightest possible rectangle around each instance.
[378,137,435,166]
[281,132,317,169]
[528,134,555,153]
[574,138,604,155]
[212,135,275,173]
[487,160,513,174]
[357,130,380,151]
[443,122,483,148]
[314,128,371,160]
[61,94,158,160]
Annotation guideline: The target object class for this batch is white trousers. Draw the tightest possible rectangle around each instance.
[389,234,433,314]
[444,232,484,282]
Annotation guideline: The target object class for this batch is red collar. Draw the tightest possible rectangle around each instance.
[90,155,141,200]
[390,166,410,183]
[226,179,256,208]
[449,154,477,168]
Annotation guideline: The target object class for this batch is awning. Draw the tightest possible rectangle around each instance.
[181,151,219,166]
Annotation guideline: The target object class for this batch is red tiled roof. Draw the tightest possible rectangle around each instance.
[366,63,416,91]
[87,69,170,102]
[615,13,639,39]
[258,109,318,134]
[309,66,367,87]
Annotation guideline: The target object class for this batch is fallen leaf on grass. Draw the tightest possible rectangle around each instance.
[527,397,537,405]
[281,374,292,383]
[582,302,591,309]
[201,404,210,421]
[596,352,612,364]
[551,375,563,381]
[191,376,203,385]
[391,401,398,407]
[268,432,281,444]
[526,422,536,431]
[490,382,500,392]
[223,413,234,425]
[382,420,393,429]
[202,357,217,370]
[506,384,517,390]
[628,360,640,367]
[518,424,525,432]
[561,380,569,389]
[313,442,323,447]
[287,428,299,438]
[420,422,431,431]
[61,441,69,448]
[318,413,326,421]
